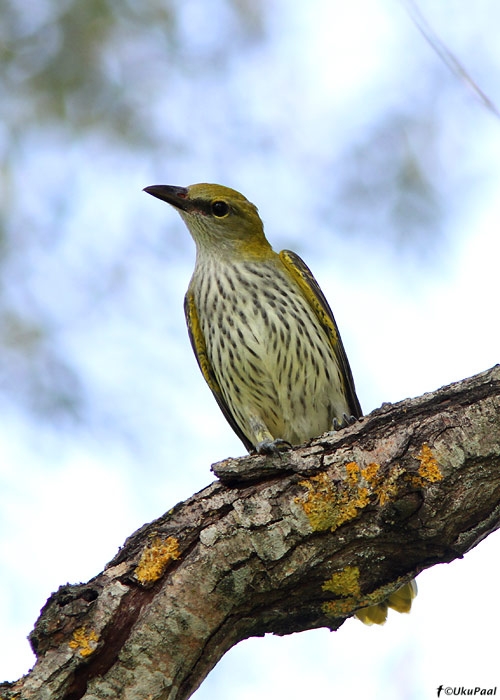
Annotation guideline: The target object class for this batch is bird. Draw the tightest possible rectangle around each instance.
[144,182,417,624]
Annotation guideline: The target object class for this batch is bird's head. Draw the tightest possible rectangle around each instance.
[144,183,273,260]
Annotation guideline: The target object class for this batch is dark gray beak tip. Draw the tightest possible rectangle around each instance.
[143,185,189,209]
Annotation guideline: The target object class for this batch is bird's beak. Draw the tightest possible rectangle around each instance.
[143,185,191,211]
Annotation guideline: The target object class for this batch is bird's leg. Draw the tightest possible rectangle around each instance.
[331,413,358,431]
[249,416,292,456]
[255,438,292,456]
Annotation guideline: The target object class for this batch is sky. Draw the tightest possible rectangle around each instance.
[1,0,500,697]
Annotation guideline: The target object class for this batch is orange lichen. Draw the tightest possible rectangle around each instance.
[322,566,361,597]
[296,472,343,531]
[135,535,181,585]
[296,462,369,532]
[296,455,411,532]
[69,626,99,657]
[361,462,380,485]
[296,468,370,532]
[359,461,404,505]
[323,598,360,618]
[345,461,360,485]
[415,443,443,483]
[377,464,406,505]
[296,441,445,535]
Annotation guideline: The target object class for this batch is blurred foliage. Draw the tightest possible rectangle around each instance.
[0,0,264,143]
[328,111,443,256]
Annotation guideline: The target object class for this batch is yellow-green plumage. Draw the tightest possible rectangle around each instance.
[186,249,360,450]
[144,182,416,625]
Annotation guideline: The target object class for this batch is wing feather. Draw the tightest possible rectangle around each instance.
[184,291,255,452]
[279,249,362,418]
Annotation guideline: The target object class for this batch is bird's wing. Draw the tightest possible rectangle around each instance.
[279,249,362,418]
[184,291,255,452]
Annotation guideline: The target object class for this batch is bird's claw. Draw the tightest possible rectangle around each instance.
[255,438,292,456]
[331,413,357,431]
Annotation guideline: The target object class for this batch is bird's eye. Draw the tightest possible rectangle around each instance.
[211,200,229,217]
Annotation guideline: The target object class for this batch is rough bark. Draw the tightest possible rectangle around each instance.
[2,365,500,700]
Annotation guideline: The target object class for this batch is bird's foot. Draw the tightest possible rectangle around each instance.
[255,438,292,456]
[331,413,358,431]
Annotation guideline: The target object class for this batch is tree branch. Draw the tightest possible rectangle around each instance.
[3,365,500,700]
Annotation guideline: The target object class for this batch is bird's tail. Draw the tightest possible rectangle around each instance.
[355,579,418,625]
